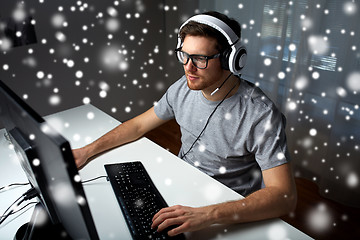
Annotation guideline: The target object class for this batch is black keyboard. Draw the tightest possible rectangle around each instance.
[104,161,186,240]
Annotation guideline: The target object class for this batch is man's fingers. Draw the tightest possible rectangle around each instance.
[156,215,185,232]
[152,210,179,228]
[152,205,183,222]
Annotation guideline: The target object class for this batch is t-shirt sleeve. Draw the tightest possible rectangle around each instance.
[246,100,291,171]
[154,89,175,120]
[154,76,187,120]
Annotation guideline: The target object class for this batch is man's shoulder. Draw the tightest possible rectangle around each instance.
[240,79,277,110]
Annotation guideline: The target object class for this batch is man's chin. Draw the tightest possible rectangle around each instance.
[186,81,202,91]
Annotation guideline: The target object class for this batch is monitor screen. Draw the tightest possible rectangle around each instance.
[0,79,99,240]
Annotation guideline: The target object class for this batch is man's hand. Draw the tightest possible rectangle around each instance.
[72,148,89,169]
[151,205,214,236]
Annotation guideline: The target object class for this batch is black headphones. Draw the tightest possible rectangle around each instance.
[176,14,247,75]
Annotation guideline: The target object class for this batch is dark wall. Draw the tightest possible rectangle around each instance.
[0,0,185,124]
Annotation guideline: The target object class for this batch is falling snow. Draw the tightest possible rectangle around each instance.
[32,158,40,167]
[307,204,333,234]
[0,1,359,238]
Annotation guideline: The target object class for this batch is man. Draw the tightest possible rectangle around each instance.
[73,11,297,237]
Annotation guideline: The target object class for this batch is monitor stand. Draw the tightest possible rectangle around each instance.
[14,203,72,240]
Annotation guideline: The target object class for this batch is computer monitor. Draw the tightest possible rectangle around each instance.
[0,79,99,240]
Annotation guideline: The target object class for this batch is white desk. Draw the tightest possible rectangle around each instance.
[0,104,313,240]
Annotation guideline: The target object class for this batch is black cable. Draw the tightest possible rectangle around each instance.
[0,175,108,225]
[81,175,108,184]
[0,195,23,219]
[0,182,30,192]
[23,187,38,200]
[181,75,239,159]
[0,187,38,225]
[0,195,25,225]
[0,175,108,192]
[0,201,37,220]
[210,73,233,96]
[216,73,233,90]
[11,201,37,215]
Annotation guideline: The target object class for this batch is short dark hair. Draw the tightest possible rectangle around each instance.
[179,11,241,53]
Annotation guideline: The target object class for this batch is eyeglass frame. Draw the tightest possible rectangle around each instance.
[175,47,221,69]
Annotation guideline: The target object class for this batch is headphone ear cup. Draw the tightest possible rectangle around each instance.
[228,44,247,75]
[220,45,247,74]
[220,48,231,70]
[234,47,247,72]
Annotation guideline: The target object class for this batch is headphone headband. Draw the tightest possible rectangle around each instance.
[178,15,239,47]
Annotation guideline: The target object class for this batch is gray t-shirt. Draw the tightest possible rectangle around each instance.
[154,75,290,196]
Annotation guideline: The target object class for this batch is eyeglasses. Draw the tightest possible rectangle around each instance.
[175,48,221,69]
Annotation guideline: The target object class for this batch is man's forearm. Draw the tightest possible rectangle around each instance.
[209,186,297,225]
[83,119,144,160]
